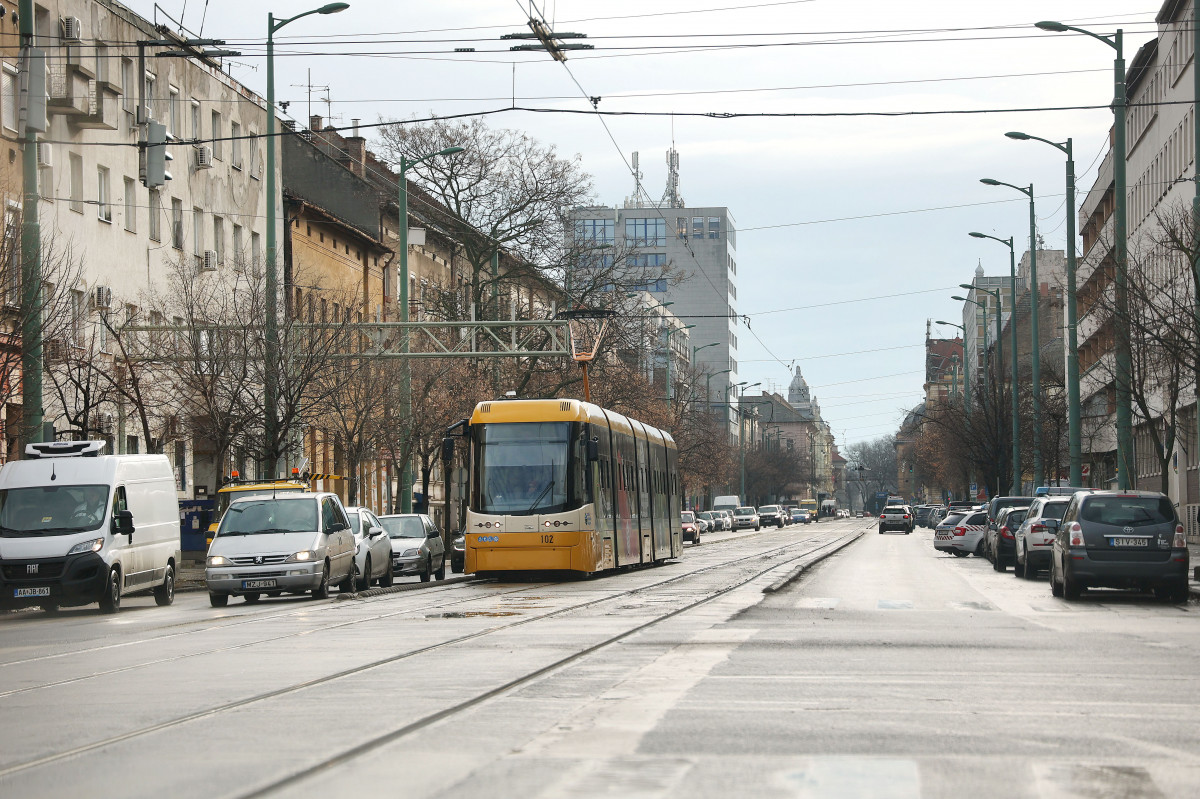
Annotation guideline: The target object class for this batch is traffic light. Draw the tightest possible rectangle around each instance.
[141,121,172,188]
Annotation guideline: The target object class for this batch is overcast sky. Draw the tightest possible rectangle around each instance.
[126,0,1161,449]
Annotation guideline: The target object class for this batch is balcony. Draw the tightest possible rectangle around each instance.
[70,80,120,131]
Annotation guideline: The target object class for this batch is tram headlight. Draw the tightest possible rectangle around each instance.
[544,521,552,527]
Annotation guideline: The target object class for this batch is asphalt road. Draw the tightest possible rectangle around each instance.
[1,518,1196,799]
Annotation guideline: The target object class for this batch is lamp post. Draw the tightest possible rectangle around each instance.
[663,323,695,403]
[396,146,465,512]
[1007,131,1081,486]
[707,368,732,413]
[737,381,761,498]
[693,341,719,363]
[264,2,349,478]
[935,320,970,415]
[955,287,1003,498]
[981,178,1043,487]
[970,232,1022,494]
[1036,20,1131,490]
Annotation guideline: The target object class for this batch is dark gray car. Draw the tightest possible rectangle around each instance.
[1049,491,1189,602]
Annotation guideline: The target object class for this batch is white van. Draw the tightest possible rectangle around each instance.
[0,441,181,613]
[712,495,741,514]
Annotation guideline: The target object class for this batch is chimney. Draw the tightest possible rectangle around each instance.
[309,114,322,132]
[345,135,366,178]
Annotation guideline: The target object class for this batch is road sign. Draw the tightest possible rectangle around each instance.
[1082,464,1091,478]
[969,483,977,493]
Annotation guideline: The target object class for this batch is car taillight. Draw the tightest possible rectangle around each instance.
[1030,524,1045,534]
[880,514,886,519]
[1000,526,1012,539]
[1068,521,1084,547]
[954,526,966,536]
[1173,524,1186,549]
[903,515,910,519]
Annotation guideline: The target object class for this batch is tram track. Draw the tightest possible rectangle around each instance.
[0,524,864,782]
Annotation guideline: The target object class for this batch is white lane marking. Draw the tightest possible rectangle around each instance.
[795,597,841,609]
[877,599,914,610]
[775,757,921,799]
[946,600,995,611]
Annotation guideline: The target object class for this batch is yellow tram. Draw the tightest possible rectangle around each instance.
[463,398,682,576]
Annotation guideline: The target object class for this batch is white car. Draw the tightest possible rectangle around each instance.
[344,506,395,590]
[379,513,446,582]
[732,507,760,530]
[947,510,988,557]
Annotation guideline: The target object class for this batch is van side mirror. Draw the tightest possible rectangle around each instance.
[587,437,599,462]
[113,509,135,538]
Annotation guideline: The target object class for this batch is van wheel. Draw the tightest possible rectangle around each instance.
[209,592,229,607]
[41,601,60,612]
[379,559,394,588]
[154,565,176,606]
[244,593,261,603]
[312,563,331,599]
[99,567,121,613]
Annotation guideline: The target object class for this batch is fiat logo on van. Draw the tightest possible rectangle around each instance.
[26,563,38,574]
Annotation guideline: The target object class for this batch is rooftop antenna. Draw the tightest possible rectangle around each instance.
[661,118,683,208]
[631,151,643,207]
[291,70,330,127]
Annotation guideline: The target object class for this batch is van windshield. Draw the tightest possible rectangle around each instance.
[218,499,318,535]
[0,485,109,536]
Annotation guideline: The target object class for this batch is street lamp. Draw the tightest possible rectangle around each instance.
[981,177,1043,487]
[1035,19,1131,489]
[969,231,1022,494]
[707,368,732,413]
[264,2,349,478]
[737,381,761,499]
[663,323,696,403]
[1007,130,1081,486]
[693,341,719,363]
[397,145,465,512]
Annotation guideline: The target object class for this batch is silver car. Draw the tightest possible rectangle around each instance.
[344,506,395,590]
[205,492,356,606]
[379,513,446,582]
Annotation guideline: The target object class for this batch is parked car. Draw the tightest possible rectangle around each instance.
[698,511,726,532]
[378,513,446,582]
[914,505,937,528]
[987,505,1030,571]
[343,506,395,590]
[933,512,967,554]
[1049,491,1189,602]
[681,511,702,544]
[986,495,1034,544]
[732,507,761,531]
[878,505,914,534]
[721,509,736,529]
[947,510,988,557]
[450,530,465,573]
[1012,496,1074,579]
[205,492,356,606]
[758,504,786,528]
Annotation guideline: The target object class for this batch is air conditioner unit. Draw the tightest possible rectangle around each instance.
[36,142,52,168]
[94,285,112,309]
[60,17,83,42]
[201,250,217,271]
[194,144,213,169]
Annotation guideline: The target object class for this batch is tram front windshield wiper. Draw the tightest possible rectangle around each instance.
[526,479,555,514]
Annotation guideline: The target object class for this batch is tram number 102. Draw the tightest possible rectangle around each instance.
[540,534,554,544]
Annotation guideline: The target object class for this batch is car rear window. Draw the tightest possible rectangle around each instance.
[1039,500,1069,519]
[940,513,965,527]
[1080,496,1175,527]
[966,512,986,524]
[681,512,695,522]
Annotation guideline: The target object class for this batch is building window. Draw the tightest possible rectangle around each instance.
[676,216,687,239]
[626,253,667,268]
[95,43,109,84]
[70,289,84,345]
[213,215,224,265]
[174,440,187,491]
[231,121,242,169]
[168,86,180,139]
[148,188,161,242]
[251,231,262,270]
[692,217,704,238]
[211,110,222,159]
[232,224,243,271]
[708,217,720,239]
[1,65,18,133]
[97,166,112,222]
[144,71,156,119]
[123,177,135,232]
[69,153,84,214]
[625,217,666,247]
[575,218,614,243]
[190,99,201,142]
[171,198,183,249]
[121,59,134,112]
[193,207,204,267]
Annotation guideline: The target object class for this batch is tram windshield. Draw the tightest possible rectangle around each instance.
[474,422,581,516]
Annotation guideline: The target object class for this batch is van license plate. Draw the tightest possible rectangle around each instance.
[242,579,277,589]
[14,587,50,598]
[1110,537,1148,547]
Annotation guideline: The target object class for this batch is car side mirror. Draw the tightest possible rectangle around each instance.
[327,522,346,533]
[113,509,134,538]
[368,525,384,538]
[1043,519,1060,530]
[427,529,442,539]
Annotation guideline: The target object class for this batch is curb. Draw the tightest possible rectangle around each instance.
[338,574,474,599]
[763,527,867,594]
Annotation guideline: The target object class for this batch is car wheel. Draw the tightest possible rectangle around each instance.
[435,556,446,581]
[154,564,176,606]
[41,601,60,612]
[420,557,432,582]
[244,593,261,604]
[952,550,969,558]
[379,558,394,588]
[358,556,371,591]
[1050,556,1064,597]
[339,560,356,593]
[878,526,884,534]
[209,592,229,608]
[451,555,464,574]
[1013,551,1025,578]
[974,540,985,557]
[755,524,760,531]
[993,550,1006,572]
[312,562,331,599]
[98,567,121,613]
[267,591,283,597]
[1154,582,1188,603]
[1062,565,1082,600]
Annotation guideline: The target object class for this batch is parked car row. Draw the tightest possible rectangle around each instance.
[205,491,447,607]
[932,489,1191,603]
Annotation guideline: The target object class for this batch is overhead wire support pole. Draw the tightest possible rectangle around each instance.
[18,0,43,446]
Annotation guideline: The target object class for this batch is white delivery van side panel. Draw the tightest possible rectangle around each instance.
[115,457,181,592]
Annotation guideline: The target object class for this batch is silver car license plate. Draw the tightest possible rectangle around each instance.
[14,587,50,597]
[242,579,277,589]
[1110,537,1149,547]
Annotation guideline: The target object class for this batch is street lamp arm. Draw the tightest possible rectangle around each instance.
[1036,21,1118,52]
[272,2,349,33]
[1005,131,1069,156]
[968,231,1014,248]
[980,178,1033,198]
